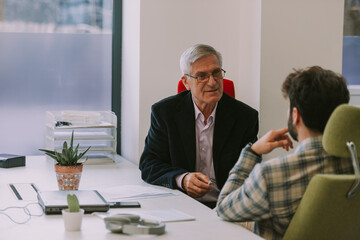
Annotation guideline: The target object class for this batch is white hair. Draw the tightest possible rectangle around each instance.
[179,44,222,75]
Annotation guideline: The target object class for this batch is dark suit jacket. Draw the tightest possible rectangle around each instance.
[139,91,259,191]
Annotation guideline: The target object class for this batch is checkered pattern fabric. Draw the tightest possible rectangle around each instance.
[216,136,354,240]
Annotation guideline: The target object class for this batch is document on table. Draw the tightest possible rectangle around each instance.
[8,183,39,201]
[139,208,195,222]
[98,185,177,201]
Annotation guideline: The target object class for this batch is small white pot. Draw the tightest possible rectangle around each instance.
[62,208,85,231]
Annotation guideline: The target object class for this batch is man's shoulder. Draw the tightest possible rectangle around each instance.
[261,152,299,168]
[152,91,191,111]
[260,147,326,174]
[262,137,324,168]
[219,93,258,115]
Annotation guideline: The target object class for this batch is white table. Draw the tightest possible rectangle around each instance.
[0,156,263,240]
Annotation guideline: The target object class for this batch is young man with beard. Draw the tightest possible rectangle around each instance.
[216,66,352,240]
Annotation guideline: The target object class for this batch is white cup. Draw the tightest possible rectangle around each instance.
[62,208,85,231]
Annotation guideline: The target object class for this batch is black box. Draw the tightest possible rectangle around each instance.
[0,154,26,168]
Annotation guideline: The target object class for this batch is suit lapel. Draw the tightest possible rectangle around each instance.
[213,94,236,167]
[175,92,196,171]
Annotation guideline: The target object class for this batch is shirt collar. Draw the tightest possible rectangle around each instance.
[192,97,218,123]
[295,135,323,153]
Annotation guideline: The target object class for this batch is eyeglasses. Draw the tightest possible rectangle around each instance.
[185,68,226,83]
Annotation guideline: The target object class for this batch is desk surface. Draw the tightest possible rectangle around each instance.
[0,156,263,240]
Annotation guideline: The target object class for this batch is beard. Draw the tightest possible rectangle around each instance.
[288,112,298,142]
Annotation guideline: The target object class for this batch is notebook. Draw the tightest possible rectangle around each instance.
[37,190,110,215]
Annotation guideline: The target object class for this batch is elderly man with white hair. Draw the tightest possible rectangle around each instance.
[139,44,259,209]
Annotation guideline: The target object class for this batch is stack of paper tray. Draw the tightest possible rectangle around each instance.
[45,111,117,165]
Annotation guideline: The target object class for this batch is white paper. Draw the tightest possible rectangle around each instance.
[98,185,176,201]
[139,208,196,222]
[8,183,38,201]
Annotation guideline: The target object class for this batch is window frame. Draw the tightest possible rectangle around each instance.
[112,0,122,155]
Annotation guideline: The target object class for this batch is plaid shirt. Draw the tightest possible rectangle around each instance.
[216,136,354,240]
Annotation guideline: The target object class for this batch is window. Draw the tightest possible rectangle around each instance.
[0,0,120,155]
[343,0,360,106]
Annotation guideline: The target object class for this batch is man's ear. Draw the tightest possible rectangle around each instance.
[181,76,190,90]
[292,107,301,125]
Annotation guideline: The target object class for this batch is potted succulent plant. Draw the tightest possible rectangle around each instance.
[62,194,84,231]
[39,131,90,190]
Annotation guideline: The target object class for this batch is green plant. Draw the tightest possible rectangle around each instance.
[39,131,90,166]
[67,194,80,212]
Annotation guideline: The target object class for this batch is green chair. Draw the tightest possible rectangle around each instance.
[283,104,360,240]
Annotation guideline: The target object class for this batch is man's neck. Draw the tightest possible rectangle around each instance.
[202,107,215,123]
[298,128,322,142]
[193,100,216,124]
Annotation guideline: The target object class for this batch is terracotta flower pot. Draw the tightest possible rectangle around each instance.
[55,164,83,191]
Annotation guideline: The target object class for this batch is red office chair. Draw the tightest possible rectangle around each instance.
[177,78,235,98]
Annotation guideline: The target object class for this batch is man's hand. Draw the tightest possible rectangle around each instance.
[251,127,293,155]
[182,172,213,198]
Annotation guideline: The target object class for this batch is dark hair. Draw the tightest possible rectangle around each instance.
[281,66,350,133]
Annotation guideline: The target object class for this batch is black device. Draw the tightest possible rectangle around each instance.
[55,121,72,127]
[0,154,25,168]
[108,201,141,208]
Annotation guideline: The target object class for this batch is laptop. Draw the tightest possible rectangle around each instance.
[37,190,110,215]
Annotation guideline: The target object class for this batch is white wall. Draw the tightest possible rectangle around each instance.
[259,0,344,159]
[121,0,140,163]
[121,0,345,163]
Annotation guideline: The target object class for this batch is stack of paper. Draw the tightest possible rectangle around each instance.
[98,185,176,202]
